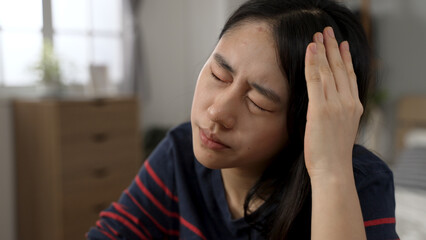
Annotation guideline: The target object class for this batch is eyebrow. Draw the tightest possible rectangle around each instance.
[214,53,281,104]
[214,53,235,74]
[250,82,281,104]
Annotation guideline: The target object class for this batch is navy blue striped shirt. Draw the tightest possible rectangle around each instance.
[87,122,399,240]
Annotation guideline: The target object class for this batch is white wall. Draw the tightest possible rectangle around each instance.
[369,0,426,161]
[138,0,245,129]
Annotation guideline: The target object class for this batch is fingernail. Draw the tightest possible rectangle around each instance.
[342,41,350,51]
[315,33,323,44]
[327,27,335,39]
[310,43,317,54]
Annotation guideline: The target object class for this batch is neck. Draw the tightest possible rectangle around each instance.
[221,167,265,219]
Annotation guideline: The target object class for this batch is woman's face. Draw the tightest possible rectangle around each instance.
[191,21,289,172]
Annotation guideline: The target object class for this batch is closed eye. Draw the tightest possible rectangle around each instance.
[247,97,271,112]
[211,72,224,82]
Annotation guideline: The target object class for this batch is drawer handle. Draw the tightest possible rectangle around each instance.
[92,98,107,107]
[92,167,109,178]
[92,133,108,143]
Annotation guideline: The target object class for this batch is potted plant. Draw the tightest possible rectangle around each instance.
[32,39,64,97]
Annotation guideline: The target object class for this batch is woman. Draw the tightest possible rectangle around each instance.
[88,0,398,239]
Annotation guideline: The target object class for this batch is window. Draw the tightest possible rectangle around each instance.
[0,0,123,87]
[0,0,43,86]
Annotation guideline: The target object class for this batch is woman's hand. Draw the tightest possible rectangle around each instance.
[303,26,364,179]
[305,27,367,240]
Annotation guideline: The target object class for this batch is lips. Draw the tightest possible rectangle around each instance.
[199,128,230,150]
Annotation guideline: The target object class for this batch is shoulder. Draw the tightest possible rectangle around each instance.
[133,122,194,206]
[352,145,399,239]
[162,122,194,161]
[147,122,193,168]
[149,122,192,155]
[352,144,391,174]
[351,144,395,208]
[166,122,192,146]
[351,144,396,212]
[352,144,393,187]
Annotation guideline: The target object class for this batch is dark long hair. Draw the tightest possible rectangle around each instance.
[219,0,371,239]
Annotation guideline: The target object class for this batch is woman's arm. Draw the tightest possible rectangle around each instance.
[310,166,366,240]
[304,27,366,240]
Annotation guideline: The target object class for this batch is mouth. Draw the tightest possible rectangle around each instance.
[199,127,230,150]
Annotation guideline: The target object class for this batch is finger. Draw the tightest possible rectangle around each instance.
[305,41,325,103]
[323,27,352,97]
[314,32,338,100]
[340,41,359,98]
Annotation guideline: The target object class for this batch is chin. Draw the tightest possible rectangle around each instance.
[193,146,220,170]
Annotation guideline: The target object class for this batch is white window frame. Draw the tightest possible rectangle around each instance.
[0,0,125,98]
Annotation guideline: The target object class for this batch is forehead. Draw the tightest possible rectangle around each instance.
[218,21,276,60]
[213,21,287,92]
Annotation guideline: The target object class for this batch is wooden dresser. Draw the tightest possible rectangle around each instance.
[13,97,142,240]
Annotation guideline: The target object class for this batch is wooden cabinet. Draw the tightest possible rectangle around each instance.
[14,97,142,240]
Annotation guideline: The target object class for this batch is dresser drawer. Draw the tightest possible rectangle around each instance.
[62,154,140,185]
[14,97,142,240]
[62,172,134,240]
[61,132,141,169]
[58,98,139,136]
[60,125,139,144]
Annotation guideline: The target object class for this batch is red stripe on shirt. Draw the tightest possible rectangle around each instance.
[103,221,119,236]
[132,174,206,239]
[364,217,396,227]
[113,203,139,225]
[97,220,119,238]
[101,211,148,240]
[125,189,180,236]
[180,216,207,240]
[113,202,152,239]
[97,228,117,240]
[135,176,180,218]
[145,161,179,202]
[96,220,105,230]
[127,185,206,240]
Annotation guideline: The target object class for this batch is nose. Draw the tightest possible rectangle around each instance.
[207,92,237,129]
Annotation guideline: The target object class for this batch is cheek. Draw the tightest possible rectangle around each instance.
[191,72,212,118]
[244,118,288,155]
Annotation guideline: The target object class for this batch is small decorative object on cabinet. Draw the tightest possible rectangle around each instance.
[13,97,142,240]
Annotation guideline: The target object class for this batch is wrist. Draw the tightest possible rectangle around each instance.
[309,166,355,188]
[307,155,353,177]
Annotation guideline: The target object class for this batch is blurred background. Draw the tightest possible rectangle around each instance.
[0,0,425,239]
